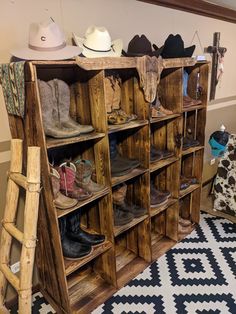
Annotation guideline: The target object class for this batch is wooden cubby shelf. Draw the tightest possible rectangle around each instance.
[111,168,148,187]
[179,183,200,198]
[114,214,149,237]
[181,146,204,156]
[150,156,179,172]
[56,187,110,218]
[108,120,148,134]
[150,198,177,217]
[46,132,105,149]
[150,113,181,124]
[5,57,208,313]
[64,241,113,276]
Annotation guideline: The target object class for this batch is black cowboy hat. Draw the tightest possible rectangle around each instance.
[153,34,195,58]
[122,34,163,57]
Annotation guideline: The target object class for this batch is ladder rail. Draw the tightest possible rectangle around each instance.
[0,139,41,314]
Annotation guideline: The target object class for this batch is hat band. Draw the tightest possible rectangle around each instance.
[28,41,66,52]
[83,44,112,53]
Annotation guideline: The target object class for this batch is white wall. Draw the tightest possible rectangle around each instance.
[0,0,236,155]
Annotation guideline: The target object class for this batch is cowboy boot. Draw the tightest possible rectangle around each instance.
[113,183,147,219]
[49,79,94,134]
[57,162,92,201]
[74,159,104,193]
[38,80,81,138]
[50,167,78,209]
[66,211,105,246]
[58,216,92,259]
[109,133,140,176]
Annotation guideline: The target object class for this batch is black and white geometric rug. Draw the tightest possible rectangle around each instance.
[10,213,236,313]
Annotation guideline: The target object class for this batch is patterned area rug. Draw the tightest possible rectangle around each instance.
[10,213,236,314]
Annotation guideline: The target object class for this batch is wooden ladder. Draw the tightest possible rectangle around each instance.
[0,139,41,314]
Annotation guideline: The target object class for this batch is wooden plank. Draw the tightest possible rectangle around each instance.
[150,113,181,123]
[111,168,147,187]
[181,145,204,156]
[64,241,113,276]
[114,215,149,237]
[179,184,200,198]
[166,202,179,241]
[150,156,179,172]
[108,120,148,134]
[56,187,110,218]
[46,132,105,149]
[150,198,177,217]
[151,237,176,261]
[182,104,205,112]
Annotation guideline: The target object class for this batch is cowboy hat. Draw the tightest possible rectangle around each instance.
[72,26,123,58]
[122,35,163,57]
[153,34,195,58]
[10,20,82,60]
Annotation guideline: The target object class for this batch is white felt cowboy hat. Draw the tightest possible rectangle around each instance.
[72,26,123,58]
[10,20,82,60]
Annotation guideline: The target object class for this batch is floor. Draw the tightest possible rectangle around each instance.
[9,188,236,313]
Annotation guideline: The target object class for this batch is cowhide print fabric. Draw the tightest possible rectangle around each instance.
[214,134,236,216]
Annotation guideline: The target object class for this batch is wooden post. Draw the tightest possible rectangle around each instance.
[19,146,40,314]
[0,139,23,308]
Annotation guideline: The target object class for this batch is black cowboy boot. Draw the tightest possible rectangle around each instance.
[66,211,105,246]
[58,216,92,259]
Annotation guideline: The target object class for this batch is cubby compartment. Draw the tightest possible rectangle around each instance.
[67,253,116,314]
[104,68,148,133]
[112,173,149,237]
[61,202,113,276]
[115,221,151,287]
[109,127,149,186]
[178,187,201,241]
[150,161,180,216]
[158,67,183,114]
[182,108,206,154]
[151,202,178,261]
[150,116,182,171]
[186,62,209,109]
[180,150,203,198]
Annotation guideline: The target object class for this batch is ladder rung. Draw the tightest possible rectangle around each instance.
[3,223,23,244]
[0,264,20,291]
[0,305,10,314]
[9,173,27,190]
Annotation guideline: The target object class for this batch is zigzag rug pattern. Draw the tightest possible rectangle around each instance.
[9,213,236,314]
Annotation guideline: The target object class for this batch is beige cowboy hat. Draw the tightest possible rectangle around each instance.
[10,20,82,60]
[72,26,123,58]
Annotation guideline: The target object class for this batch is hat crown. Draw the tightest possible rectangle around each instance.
[83,26,112,51]
[29,20,65,49]
[128,35,152,54]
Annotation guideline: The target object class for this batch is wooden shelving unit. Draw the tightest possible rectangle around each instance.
[5,56,209,313]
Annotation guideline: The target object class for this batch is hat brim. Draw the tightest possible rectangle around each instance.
[10,45,82,61]
[72,33,122,58]
[184,45,196,58]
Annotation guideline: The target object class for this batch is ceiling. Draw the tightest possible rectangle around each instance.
[205,0,236,10]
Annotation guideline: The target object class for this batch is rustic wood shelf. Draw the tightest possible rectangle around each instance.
[111,168,148,187]
[56,187,110,218]
[182,104,206,112]
[114,214,149,237]
[68,269,116,314]
[150,198,178,217]
[150,113,181,124]
[150,156,179,172]
[151,236,177,261]
[64,240,113,276]
[108,120,148,134]
[181,146,204,156]
[179,184,200,199]
[46,132,105,149]
[5,58,208,313]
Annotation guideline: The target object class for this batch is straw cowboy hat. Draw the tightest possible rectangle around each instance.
[10,20,82,60]
[72,26,123,58]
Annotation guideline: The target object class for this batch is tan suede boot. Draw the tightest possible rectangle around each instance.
[48,79,94,134]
